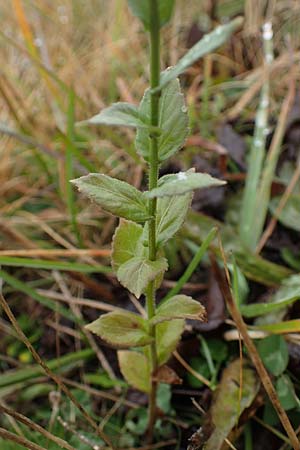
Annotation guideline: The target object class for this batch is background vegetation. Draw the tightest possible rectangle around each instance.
[1,1,300,449]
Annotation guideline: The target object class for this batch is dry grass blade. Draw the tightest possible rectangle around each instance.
[0,248,111,257]
[0,293,115,450]
[0,403,76,450]
[0,427,48,450]
[213,239,300,450]
[53,271,117,381]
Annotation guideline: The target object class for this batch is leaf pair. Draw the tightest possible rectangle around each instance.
[117,299,204,393]
[86,295,205,350]
[127,2,243,92]
[79,77,188,164]
[112,214,192,297]
[112,220,167,298]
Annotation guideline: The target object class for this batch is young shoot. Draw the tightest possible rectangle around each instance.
[72,0,242,443]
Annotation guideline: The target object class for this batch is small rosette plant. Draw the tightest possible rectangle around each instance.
[72,0,242,436]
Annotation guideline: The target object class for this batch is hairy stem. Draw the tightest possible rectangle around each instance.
[146,0,160,441]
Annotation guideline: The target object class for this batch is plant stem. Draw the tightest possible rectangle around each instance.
[146,0,160,441]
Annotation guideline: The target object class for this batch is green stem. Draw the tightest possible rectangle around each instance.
[146,0,160,442]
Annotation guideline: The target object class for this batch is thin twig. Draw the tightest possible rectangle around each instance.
[53,271,117,381]
[173,350,212,388]
[0,248,111,257]
[0,427,48,450]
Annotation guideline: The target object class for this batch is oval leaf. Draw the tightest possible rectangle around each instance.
[136,78,189,162]
[143,191,192,247]
[276,375,299,410]
[156,192,192,246]
[85,310,152,347]
[79,102,149,129]
[157,17,243,90]
[257,335,288,376]
[151,295,206,325]
[117,256,168,298]
[156,319,185,365]
[146,170,225,198]
[71,174,150,222]
[118,350,150,393]
[128,0,175,30]
[112,220,144,271]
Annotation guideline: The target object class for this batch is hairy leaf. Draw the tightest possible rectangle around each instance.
[112,220,144,271]
[127,0,175,30]
[79,102,149,128]
[146,170,225,198]
[156,192,192,245]
[85,310,152,347]
[136,78,189,162]
[156,319,185,365]
[117,256,168,298]
[143,191,192,247]
[158,17,243,90]
[151,295,206,325]
[118,350,150,393]
[71,174,150,222]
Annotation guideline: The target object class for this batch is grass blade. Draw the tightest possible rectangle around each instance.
[0,349,94,389]
[0,269,79,320]
[163,227,217,302]
[0,256,111,273]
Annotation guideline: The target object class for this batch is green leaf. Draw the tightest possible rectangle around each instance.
[118,350,150,393]
[276,375,299,410]
[71,173,150,222]
[187,357,211,388]
[156,383,172,414]
[254,319,300,335]
[112,220,144,271]
[157,17,243,90]
[127,0,175,30]
[79,102,149,129]
[156,192,192,246]
[151,295,206,325]
[282,248,300,271]
[156,319,185,365]
[136,78,189,163]
[146,170,225,198]
[257,335,288,376]
[203,338,228,364]
[143,191,192,247]
[85,310,152,347]
[270,195,300,232]
[125,408,148,436]
[117,256,168,298]
[241,295,300,318]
